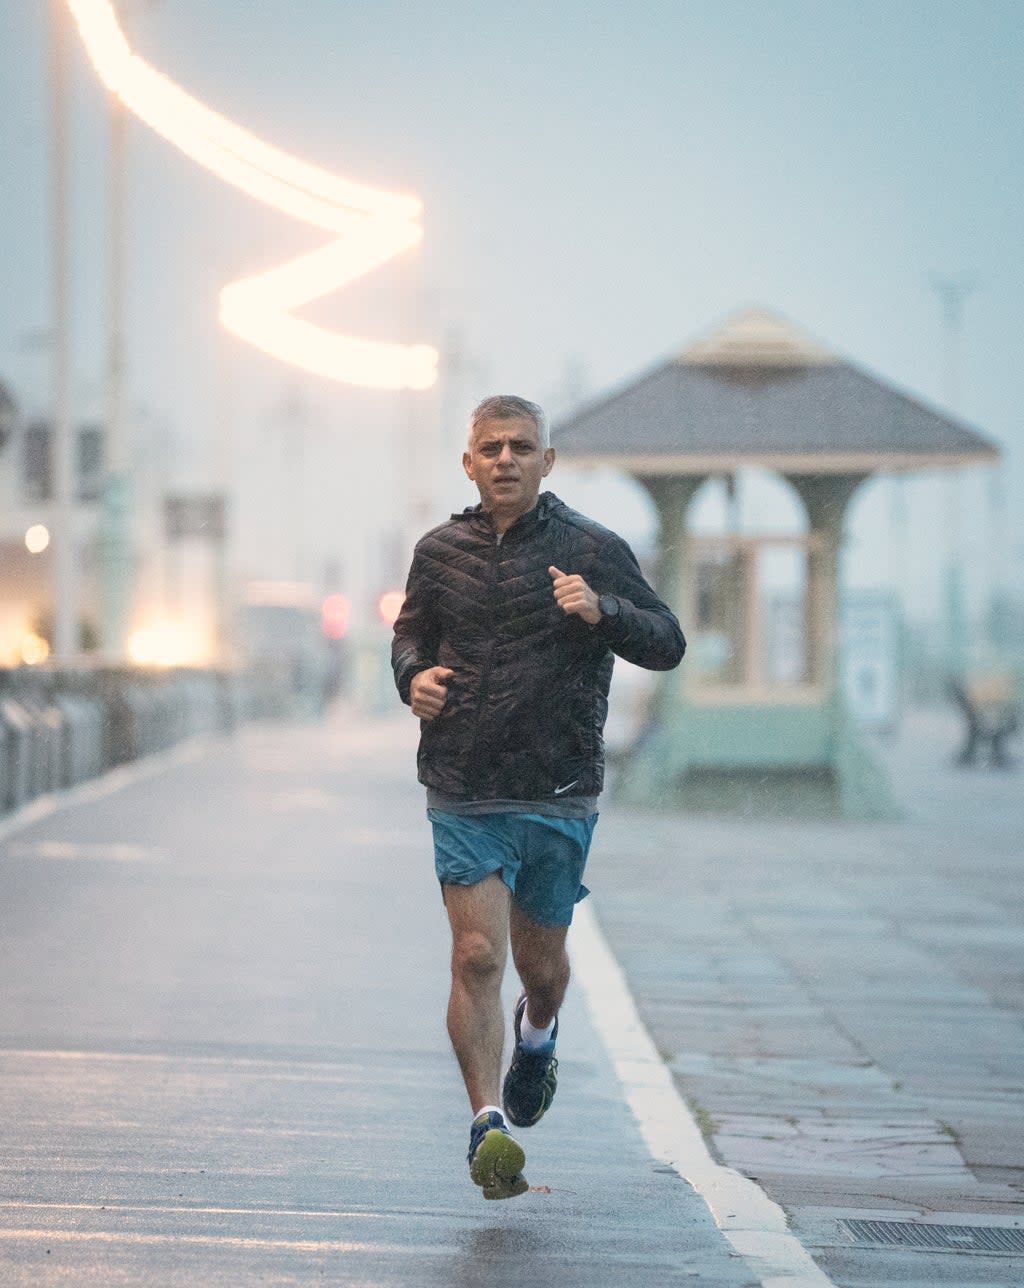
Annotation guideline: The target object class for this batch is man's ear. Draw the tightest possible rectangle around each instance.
[542,447,555,477]
[462,449,475,481]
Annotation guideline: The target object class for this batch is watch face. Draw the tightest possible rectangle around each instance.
[599,594,619,618]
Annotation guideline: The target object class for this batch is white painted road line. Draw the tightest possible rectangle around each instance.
[570,901,837,1288]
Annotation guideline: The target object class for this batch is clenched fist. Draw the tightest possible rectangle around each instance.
[549,566,601,626]
[410,666,454,720]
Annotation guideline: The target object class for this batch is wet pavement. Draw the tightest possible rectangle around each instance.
[0,714,758,1287]
[595,709,1024,1287]
[2,703,1021,1287]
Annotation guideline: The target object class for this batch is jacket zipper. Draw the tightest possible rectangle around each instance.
[464,529,502,792]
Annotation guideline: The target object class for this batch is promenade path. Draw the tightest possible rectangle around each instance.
[0,710,758,1288]
[1,703,1020,1287]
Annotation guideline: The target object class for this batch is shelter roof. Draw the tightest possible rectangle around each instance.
[553,309,999,474]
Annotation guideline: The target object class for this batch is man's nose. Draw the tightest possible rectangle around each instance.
[497,443,514,464]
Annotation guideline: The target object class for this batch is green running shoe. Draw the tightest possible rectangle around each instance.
[502,994,559,1127]
[467,1110,528,1200]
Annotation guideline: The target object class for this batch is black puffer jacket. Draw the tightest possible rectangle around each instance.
[391,492,685,802]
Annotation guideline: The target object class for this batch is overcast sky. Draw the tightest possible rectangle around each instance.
[1,1,1021,621]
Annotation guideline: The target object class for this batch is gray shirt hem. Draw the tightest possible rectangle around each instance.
[426,789,599,820]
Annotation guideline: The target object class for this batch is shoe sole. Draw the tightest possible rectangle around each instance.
[470,1128,528,1200]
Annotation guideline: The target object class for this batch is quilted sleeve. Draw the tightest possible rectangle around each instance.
[391,543,442,704]
[593,534,686,671]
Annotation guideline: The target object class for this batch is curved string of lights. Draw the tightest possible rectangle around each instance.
[67,0,438,390]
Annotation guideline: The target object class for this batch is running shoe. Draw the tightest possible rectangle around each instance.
[502,994,559,1127]
[467,1110,528,1200]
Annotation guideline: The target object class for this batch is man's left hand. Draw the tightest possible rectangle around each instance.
[549,566,601,625]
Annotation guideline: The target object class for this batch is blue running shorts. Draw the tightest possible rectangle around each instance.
[428,810,597,928]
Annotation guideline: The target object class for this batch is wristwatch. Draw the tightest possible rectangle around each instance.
[598,594,620,621]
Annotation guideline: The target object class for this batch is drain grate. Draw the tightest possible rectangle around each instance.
[839,1219,1024,1255]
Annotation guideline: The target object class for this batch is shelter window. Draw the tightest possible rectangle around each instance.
[689,535,817,699]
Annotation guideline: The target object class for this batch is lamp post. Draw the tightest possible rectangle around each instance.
[930,275,977,679]
[98,0,163,660]
[48,0,77,662]
[97,86,133,660]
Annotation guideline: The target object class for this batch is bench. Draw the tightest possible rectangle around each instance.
[948,677,1019,768]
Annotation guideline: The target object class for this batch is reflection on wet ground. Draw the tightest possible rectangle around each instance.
[0,713,754,1288]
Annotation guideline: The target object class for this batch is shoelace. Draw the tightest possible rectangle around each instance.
[513,1045,556,1073]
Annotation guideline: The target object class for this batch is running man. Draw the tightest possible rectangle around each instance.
[392,394,685,1198]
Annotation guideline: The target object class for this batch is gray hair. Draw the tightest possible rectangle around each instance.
[468,395,550,450]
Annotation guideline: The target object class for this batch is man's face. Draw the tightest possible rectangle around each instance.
[462,415,555,526]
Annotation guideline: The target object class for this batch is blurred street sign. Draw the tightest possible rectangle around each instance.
[163,493,226,542]
[842,590,901,732]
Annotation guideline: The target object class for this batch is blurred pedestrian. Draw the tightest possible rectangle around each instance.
[392,394,685,1198]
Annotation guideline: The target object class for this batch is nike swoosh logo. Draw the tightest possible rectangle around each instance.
[553,780,579,796]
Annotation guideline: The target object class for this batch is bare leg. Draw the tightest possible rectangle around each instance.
[444,873,510,1112]
[509,901,571,1030]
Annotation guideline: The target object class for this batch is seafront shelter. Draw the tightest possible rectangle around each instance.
[554,309,999,818]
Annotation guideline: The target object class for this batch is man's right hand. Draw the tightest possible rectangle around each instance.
[409,666,454,720]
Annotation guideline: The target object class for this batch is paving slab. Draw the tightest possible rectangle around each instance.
[593,707,1024,1284]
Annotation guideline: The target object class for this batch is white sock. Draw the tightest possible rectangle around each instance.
[520,1010,556,1049]
[474,1104,503,1123]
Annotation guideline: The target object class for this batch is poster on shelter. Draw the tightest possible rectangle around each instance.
[842,591,901,732]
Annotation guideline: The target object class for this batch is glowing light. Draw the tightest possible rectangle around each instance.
[321,594,350,640]
[377,591,405,627]
[128,620,210,668]
[67,0,437,391]
[25,524,51,554]
[21,633,51,666]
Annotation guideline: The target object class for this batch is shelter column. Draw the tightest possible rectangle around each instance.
[636,473,706,708]
[787,472,867,699]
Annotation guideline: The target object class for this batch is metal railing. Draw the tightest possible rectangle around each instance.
[0,662,312,817]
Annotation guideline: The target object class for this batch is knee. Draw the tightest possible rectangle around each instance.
[451,930,504,983]
[514,948,569,996]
